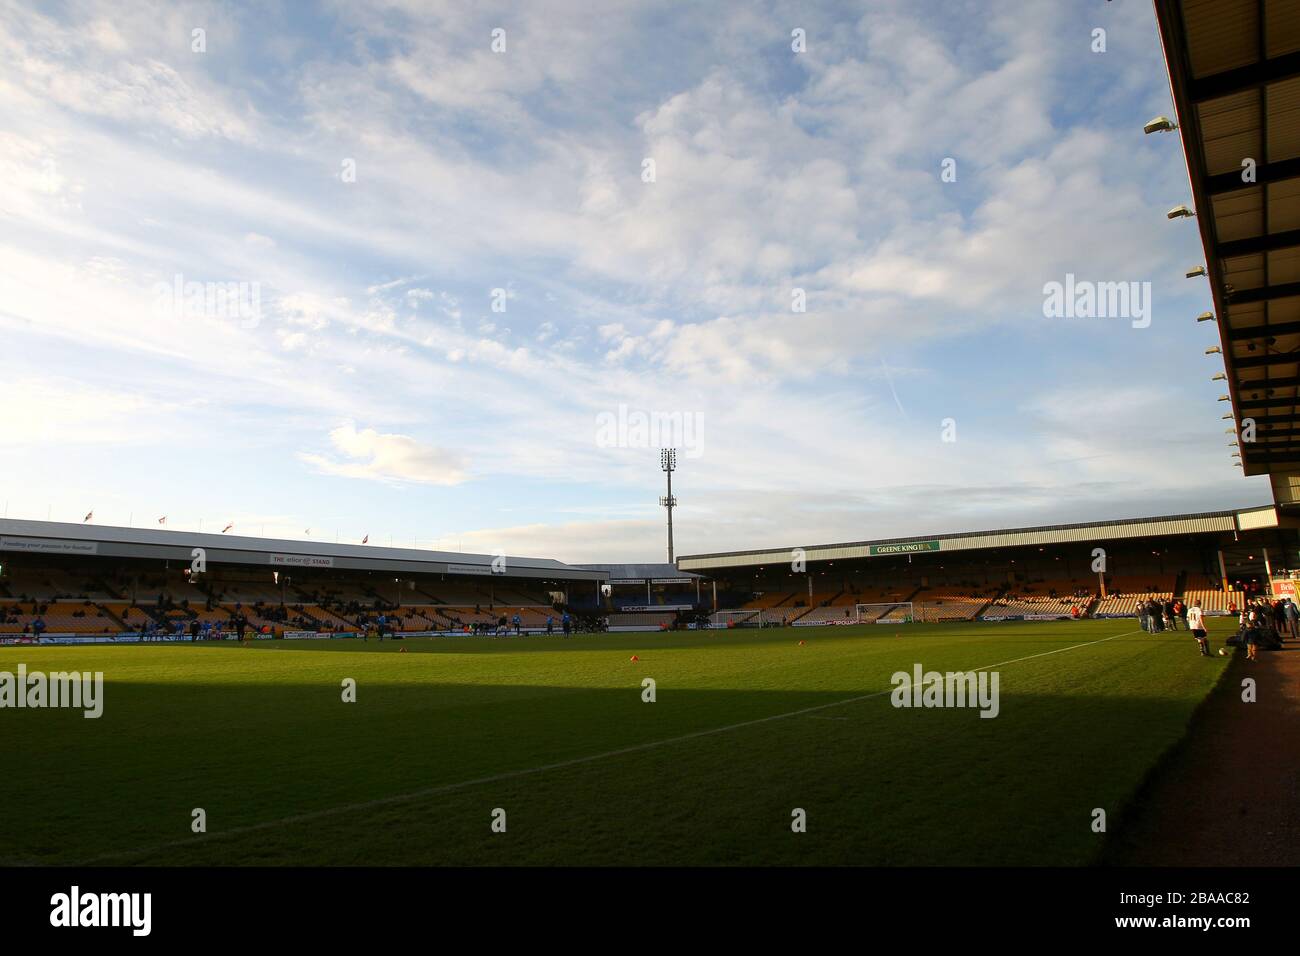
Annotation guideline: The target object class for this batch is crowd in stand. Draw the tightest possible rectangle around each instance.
[2,601,46,626]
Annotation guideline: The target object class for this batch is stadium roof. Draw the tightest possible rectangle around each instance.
[573,563,704,583]
[676,506,1279,571]
[1154,0,1300,495]
[0,519,607,583]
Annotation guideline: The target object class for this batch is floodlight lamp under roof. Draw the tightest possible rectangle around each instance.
[1187,266,1207,278]
[1196,311,1214,321]
[1167,205,1195,220]
[1144,115,1178,134]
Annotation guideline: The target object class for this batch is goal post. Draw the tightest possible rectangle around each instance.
[855,602,915,624]
[711,609,783,628]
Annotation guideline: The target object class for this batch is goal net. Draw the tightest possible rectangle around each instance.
[855,602,915,624]
[711,609,780,628]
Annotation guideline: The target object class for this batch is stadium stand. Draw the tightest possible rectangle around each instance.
[1177,574,1244,613]
[912,588,996,621]
[741,592,798,610]
[0,600,122,634]
[1089,575,1177,618]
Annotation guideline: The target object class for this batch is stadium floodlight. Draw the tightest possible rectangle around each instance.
[1144,115,1178,134]
[1167,205,1195,220]
[1212,373,1227,381]
[1222,413,1234,419]
[1196,311,1214,321]
[660,448,677,564]
[1218,395,1231,401]
[1205,346,1222,355]
[1187,266,1207,278]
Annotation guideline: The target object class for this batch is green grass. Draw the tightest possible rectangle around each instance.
[0,618,1235,866]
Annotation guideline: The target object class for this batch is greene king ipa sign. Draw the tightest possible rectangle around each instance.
[868,540,941,557]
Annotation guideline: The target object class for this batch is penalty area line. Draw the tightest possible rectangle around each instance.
[49,627,1140,866]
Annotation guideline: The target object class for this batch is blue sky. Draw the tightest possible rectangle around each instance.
[0,0,1272,562]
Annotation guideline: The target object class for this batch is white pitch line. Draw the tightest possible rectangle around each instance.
[52,627,1141,866]
[969,628,1139,672]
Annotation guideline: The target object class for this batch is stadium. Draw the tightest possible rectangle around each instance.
[1,495,1296,868]
[2,0,1298,936]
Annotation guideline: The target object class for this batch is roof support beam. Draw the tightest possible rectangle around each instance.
[1234,402,1300,413]
[1227,281,1300,306]
[1228,320,1300,342]
[1231,413,1300,424]
[1218,228,1300,260]
[1231,352,1300,369]
[1236,379,1300,392]
[1186,49,1300,102]
[1206,158,1300,196]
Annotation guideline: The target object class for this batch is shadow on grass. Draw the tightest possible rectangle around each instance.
[0,666,1229,867]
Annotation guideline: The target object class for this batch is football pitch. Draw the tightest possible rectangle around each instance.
[1,619,1237,866]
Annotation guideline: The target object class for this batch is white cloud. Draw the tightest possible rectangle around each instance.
[0,0,1269,559]
[299,423,469,486]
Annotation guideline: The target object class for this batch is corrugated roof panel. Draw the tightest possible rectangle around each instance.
[1266,0,1300,57]
[1270,247,1300,284]
[1268,294,1300,321]
[1183,0,1259,78]
[1198,90,1261,174]
[1226,302,1266,334]
[1271,472,1300,502]
[1223,253,1267,289]
[1266,77,1300,162]
[1211,188,1265,241]
[1270,178,1300,232]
